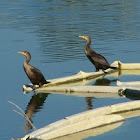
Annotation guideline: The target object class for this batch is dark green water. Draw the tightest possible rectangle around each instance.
[0,0,140,139]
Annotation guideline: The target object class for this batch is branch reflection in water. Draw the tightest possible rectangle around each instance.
[24,93,50,131]
[85,78,117,110]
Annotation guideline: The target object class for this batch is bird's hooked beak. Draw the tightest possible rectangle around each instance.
[18,51,26,56]
[79,35,86,40]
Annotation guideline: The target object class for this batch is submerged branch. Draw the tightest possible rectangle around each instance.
[8,100,37,131]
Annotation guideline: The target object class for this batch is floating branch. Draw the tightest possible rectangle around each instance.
[8,101,37,131]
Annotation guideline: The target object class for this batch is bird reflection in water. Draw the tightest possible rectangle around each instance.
[85,78,117,110]
[24,93,49,131]
[85,97,93,110]
[94,78,117,86]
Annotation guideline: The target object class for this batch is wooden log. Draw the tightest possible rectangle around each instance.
[54,107,140,140]
[36,85,122,98]
[116,80,140,99]
[22,100,140,140]
[22,115,124,140]
[40,90,121,98]
[53,121,123,140]
[64,100,140,123]
[111,61,140,70]
[37,85,121,93]
[117,80,140,87]
[118,108,140,119]
[23,61,140,92]
[56,108,140,140]
[122,88,140,100]
[23,62,118,92]
[117,70,140,76]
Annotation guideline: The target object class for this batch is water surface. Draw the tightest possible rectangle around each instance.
[0,0,140,139]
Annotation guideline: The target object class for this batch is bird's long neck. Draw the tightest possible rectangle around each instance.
[84,37,92,52]
[85,38,91,49]
[24,55,31,65]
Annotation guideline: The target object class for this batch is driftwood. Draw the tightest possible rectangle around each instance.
[22,100,140,140]
[23,61,118,92]
[20,61,140,140]
[117,80,140,87]
[114,61,140,70]
[23,69,117,92]
[116,80,140,99]
[54,107,140,140]
[22,115,124,140]
[53,121,123,140]
[23,61,140,93]
[36,85,122,98]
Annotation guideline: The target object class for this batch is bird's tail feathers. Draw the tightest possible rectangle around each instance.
[109,66,117,70]
[46,81,51,84]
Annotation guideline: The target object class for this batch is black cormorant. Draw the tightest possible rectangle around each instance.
[79,35,117,73]
[18,51,49,87]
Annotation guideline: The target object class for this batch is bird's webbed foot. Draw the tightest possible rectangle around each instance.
[32,85,40,90]
[103,70,108,74]
[95,69,99,72]
[102,70,108,77]
[32,85,37,90]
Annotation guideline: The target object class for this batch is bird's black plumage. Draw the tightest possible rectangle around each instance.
[18,51,49,87]
[79,35,117,72]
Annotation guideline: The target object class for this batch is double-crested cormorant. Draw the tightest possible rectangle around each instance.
[79,35,117,73]
[18,51,49,87]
